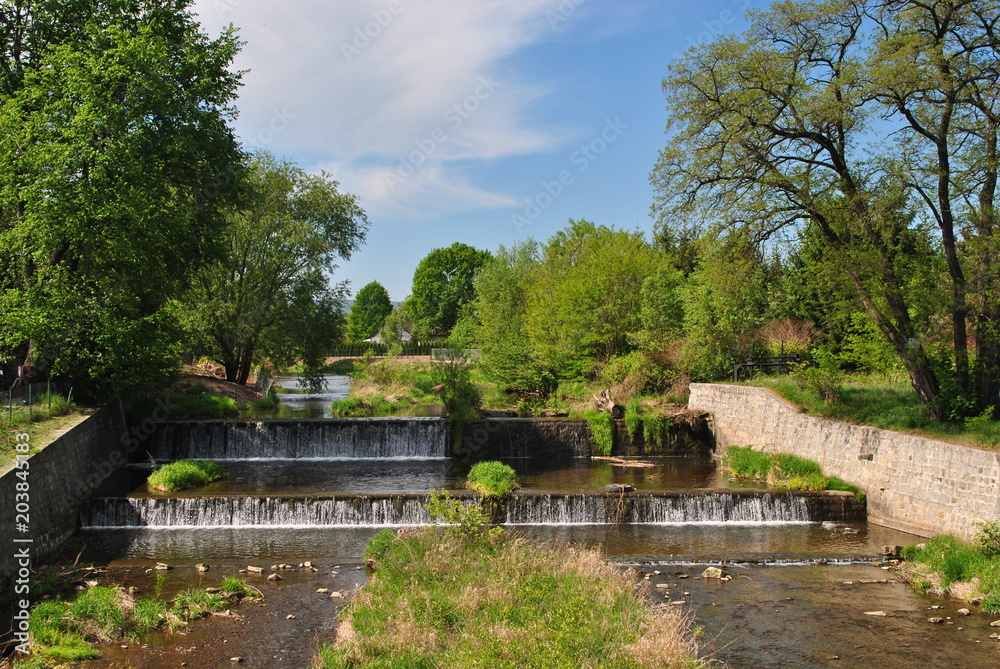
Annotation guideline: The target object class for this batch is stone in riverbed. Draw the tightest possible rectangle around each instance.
[195,563,209,572]
[928,617,944,624]
[267,573,282,581]
[701,567,729,579]
[958,608,971,616]
[605,483,634,493]
[863,611,887,617]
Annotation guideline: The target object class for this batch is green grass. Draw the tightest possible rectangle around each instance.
[132,596,169,634]
[220,575,250,598]
[901,532,1000,613]
[584,411,615,456]
[173,588,229,620]
[754,373,1000,448]
[466,461,519,498]
[722,446,862,495]
[164,393,239,418]
[314,525,704,669]
[147,459,228,492]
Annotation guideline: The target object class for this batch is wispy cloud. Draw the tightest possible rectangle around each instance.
[193,0,574,219]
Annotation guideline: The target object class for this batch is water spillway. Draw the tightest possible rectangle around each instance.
[80,491,863,529]
[146,418,449,460]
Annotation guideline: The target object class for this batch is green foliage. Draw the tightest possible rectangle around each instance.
[132,596,168,634]
[525,220,657,378]
[585,411,615,456]
[314,525,703,669]
[173,588,229,620]
[220,575,249,598]
[165,393,239,418]
[722,447,773,481]
[172,151,368,386]
[409,242,492,338]
[348,281,394,341]
[379,301,416,344]
[793,350,844,404]
[425,490,498,540]
[363,529,399,565]
[772,454,822,479]
[148,460,228,492]
[642,413,672,448]
[975,521,1000,558]
[474,241,550,393]
[466,461,518,498]
[69,586,126,642]
[624,399,643,443]
[0,1,245,401]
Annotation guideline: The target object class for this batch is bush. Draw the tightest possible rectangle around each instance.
[147,460,228,492]
[975,520,1000,557]
[466,461,518,498]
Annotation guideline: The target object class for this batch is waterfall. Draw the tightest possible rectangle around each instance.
[504,492,812,525]
[148,418,449,460]
[82,491,834,529]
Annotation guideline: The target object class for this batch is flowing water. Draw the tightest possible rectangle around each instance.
[47,417,998,669]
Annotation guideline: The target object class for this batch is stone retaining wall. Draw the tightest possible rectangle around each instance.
[688,383,1000,540]
[0,403,130,580]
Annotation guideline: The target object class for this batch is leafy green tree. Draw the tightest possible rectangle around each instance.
[379,301,415,344]
[0,0,244,399]
[474,240,548,392]
[347,281,393,341]
[525,220,657,379]
[649,0,972,417]
[409,242,492,338]
[174,152,368,385]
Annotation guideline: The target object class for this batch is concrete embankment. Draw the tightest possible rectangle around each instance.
[689,383,1000,541]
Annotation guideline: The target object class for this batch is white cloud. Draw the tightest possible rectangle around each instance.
[192,0,571,218]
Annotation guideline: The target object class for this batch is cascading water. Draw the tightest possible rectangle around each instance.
[81,491,849,529]
[147,418,449,460]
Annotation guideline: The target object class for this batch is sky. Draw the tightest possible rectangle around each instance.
[191,0,764,301]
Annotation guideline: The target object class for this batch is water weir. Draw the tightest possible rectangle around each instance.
[146,418,449,460]
[80,490,863,529]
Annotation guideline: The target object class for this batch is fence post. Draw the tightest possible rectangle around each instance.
[28,383,32,421]
[48,378,52,412]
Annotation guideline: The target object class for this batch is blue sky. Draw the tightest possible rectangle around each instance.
[192,0,764,301]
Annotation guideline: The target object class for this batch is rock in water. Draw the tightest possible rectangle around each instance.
[702,567,729,579]
[605,483,634,493]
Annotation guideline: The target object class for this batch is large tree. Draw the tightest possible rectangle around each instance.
[525,220,657,378]
[650,0,1000,418]
[409,242,491,338]
[174,152,368,385]
[0,0,244,398]
[347,281,393,341]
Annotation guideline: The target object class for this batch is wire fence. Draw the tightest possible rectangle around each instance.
[1,380,73,426]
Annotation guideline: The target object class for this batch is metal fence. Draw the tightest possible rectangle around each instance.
[2,380,72,425]
[328,341,439,357]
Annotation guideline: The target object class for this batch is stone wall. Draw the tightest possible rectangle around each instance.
[688,383,1000,541]
[0,404,130,580]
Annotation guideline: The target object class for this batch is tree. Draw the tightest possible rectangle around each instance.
[174,152,368,385]
[0,0,244,399]
[347,281,393,341]
[380,301,415,344]
[525,220,657,378]
[474,240,549,392]
[648,0,987,417]
[409,242,491,338]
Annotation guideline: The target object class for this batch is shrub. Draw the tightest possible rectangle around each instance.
[975,520,1000,557]
[585,411,615,456]
[147,460,228,492]
[425,490,499,541]
[466,461,518,498]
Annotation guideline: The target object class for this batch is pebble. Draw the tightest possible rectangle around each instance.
[247,566,264,574]
[286,614,296,620]
[230,657,243,663]
[928,617,944,624]
[267,573,282,581]
[655,583,670,589]
[670,600,686,606]
[317,588,329,594]
[330,591,344,599]
[864,611,887,617]
[991,620,1000,627]
[958,608,971,616]
[195,563,210,572]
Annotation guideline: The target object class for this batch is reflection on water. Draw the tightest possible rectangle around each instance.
[95,457,741,497]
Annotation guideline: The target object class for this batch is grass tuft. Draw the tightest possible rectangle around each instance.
[147,459,228,492]
[584,411,615,456]
[900,531,1000,613]
[315,525,705,669]
[722,446,862,495]
[466,461,518,498]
